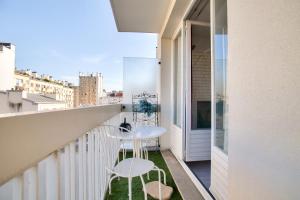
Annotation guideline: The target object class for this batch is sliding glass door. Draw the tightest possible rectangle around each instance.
[185,20,212,161]
[213,0,228,154]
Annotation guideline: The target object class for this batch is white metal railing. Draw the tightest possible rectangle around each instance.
[0,104,120,185]
[0,114,121,200]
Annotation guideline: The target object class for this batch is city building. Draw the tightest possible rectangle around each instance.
[99,90,123,105]
[78,72,104,106]
[0,43,74,109]
[0,90,66,114]
[15,70,74,108]
[0,43,15,91]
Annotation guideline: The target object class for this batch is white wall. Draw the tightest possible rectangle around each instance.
[0,93,11,114]
[159,36,184,158]
[228,0,300,199]
[0,92,65,114]
[0,92,35,114]
[0,45,15,91]
[159,38,172,150]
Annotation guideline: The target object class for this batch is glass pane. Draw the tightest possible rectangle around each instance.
[214,0,228,153]
[191,25,211,130]
[174,33,182,127]
[123,57,160,104]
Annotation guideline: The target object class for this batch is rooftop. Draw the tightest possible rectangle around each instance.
[15,69,74,88]
[25,93,64,104]
[0,42,14,49]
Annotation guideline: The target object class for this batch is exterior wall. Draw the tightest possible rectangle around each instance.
[0,93,12,114]
[159,38,172,150]
[20,100,38,112]
[0,92,38,114]
[227,0,300,199]
[15,73,74,108]
[0,92,64,114]
[158,21,185,157]
[0,44,15,91]
[79,74,103,106]
[159,36,184,159]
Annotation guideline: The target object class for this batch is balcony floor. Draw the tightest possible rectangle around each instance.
[105,151,182,200]
[185,160,211,191]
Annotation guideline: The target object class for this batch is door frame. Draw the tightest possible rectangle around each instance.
[185,20,212,162]
[170,22,186,160]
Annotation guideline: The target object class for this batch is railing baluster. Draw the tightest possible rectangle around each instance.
[69,142,75,200]
[99,128,105,200]
[94,129,100,200]
[87,131,95,200]
[82,134,87,200]
[58,149,65,200]
[37,154,58,200]
[48,154,59,200]
[23,167,37,200]
[3,176,23,200]
[77,137,83,200]
[64,146,71,200]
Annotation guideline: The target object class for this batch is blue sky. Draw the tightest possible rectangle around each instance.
[0,0,157,91]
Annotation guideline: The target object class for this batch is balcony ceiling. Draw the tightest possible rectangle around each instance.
[110,0,172,33]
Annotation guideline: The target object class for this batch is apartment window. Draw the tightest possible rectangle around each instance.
[214,0,228,153]
[173,32,182,127]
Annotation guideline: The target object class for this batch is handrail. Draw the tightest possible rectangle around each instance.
[0,104,121,185]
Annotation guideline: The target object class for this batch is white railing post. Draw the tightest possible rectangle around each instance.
[82,135,87,200]
[23,167,37,200]
[94,130,100,200]
[69,143,76,200]
[64,145,71,200]
[87,132,95,200]
[47,154,59,200]
[77,137,83,200]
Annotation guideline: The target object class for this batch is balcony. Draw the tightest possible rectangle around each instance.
[0,104,200,200]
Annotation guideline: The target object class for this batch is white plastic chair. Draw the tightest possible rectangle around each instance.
[104,125,166,200]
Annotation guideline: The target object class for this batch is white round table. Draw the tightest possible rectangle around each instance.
[134,126,167,139]
[131,125,166,158]
[111,125,166,158]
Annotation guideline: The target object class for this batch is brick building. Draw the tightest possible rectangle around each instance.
[78,73,104,106]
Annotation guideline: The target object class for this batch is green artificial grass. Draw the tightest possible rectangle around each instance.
[105,151,182,200]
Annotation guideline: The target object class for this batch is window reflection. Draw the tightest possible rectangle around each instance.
[174,32,182,127]
[214,0,228,153]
